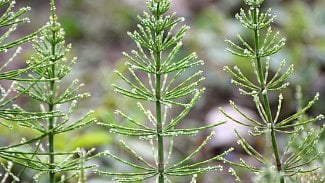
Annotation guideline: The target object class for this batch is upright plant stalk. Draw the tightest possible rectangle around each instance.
[153,10,164,180]
[48,53,55,183]
[155,50,164,182]
[252,5,283,181]
[222,0,324,182]
[97,0,232,182]
[0,0,98,182]
[48,2,56,181]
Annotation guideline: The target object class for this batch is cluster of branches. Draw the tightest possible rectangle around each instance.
[222,0,324,182]
[0,0,97,182]
[96,0,233,182]
[0,0,44,129]
[0,0,323,182]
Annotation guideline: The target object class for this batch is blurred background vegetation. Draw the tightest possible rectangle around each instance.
[0,0,324,182]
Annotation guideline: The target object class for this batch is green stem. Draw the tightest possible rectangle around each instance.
[49,65,56,183]
[156,50,164,183]
[253,7,284,183]
[49,12,56,182]
[155,3,164,182]
[49,94,55,183]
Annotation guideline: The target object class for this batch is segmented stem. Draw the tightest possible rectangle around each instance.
[155,3,165,182]
[252,6,284,183]
[49,1,56,182]
[156,52,164,182]
[48,91,55,183]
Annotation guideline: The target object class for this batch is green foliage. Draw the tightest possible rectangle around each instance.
[0,0,323,182]
[222,0,324,182]
[0,0,58,181]
[286,86,325,182]
[0,0,49,128]
[0,0,98,182]
[96,0,232,182]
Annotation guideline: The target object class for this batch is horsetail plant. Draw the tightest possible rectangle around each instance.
[0,0,98,182]
[0,1,60,181]
[286,86,325,182]
[221,0,324,182]
[0,0,61,174]
[0,0,53,128]
[96,0,232,182]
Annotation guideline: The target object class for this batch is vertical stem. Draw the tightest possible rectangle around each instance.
[154,3,164,182]
[48,63,56,183]
[48,57,56,183]
[156,50,164,183]
[49,7,56,181]
[252,6,284,183]
[48,92,55,183]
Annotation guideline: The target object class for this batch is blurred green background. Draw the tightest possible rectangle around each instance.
[0,0,324,182]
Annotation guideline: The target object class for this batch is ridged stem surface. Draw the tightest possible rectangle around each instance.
[49,4,56,181]
[252,6,284,183]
